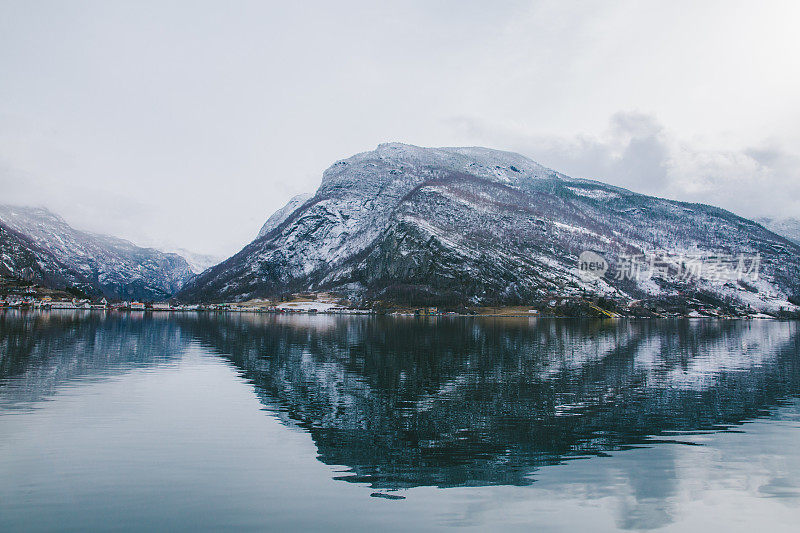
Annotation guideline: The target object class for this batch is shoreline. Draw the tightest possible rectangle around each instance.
[0,306,795,320]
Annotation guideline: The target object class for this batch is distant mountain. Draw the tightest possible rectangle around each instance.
[756,217,800,246]
[178,143,800,312]
[0,205,193,300]
[159,247,222,275]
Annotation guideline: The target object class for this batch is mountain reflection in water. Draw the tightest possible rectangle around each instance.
[2,311,798,493]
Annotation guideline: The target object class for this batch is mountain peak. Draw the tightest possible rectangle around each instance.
[319,143,563,194]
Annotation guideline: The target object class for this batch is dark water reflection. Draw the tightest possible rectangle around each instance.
[2,311,799,494]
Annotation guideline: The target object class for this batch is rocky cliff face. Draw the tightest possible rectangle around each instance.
[178,143,800,311]
[0,205,193,300]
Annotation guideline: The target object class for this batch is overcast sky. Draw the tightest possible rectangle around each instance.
[2,0,799,257]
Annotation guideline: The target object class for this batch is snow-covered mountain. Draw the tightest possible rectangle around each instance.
[756,217,800,246]
[178,143,800,311]
[158,247,222,275]
[0,220,94,294]
[0,205,193,300]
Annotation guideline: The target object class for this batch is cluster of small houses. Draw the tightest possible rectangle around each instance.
[0,296,374,314]
[0,298,509,317]
[0,298,467,316]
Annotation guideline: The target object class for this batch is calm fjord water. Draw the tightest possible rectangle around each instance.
[1,312,799,532]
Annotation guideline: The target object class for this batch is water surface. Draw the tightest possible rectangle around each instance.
[1,311,799,531]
